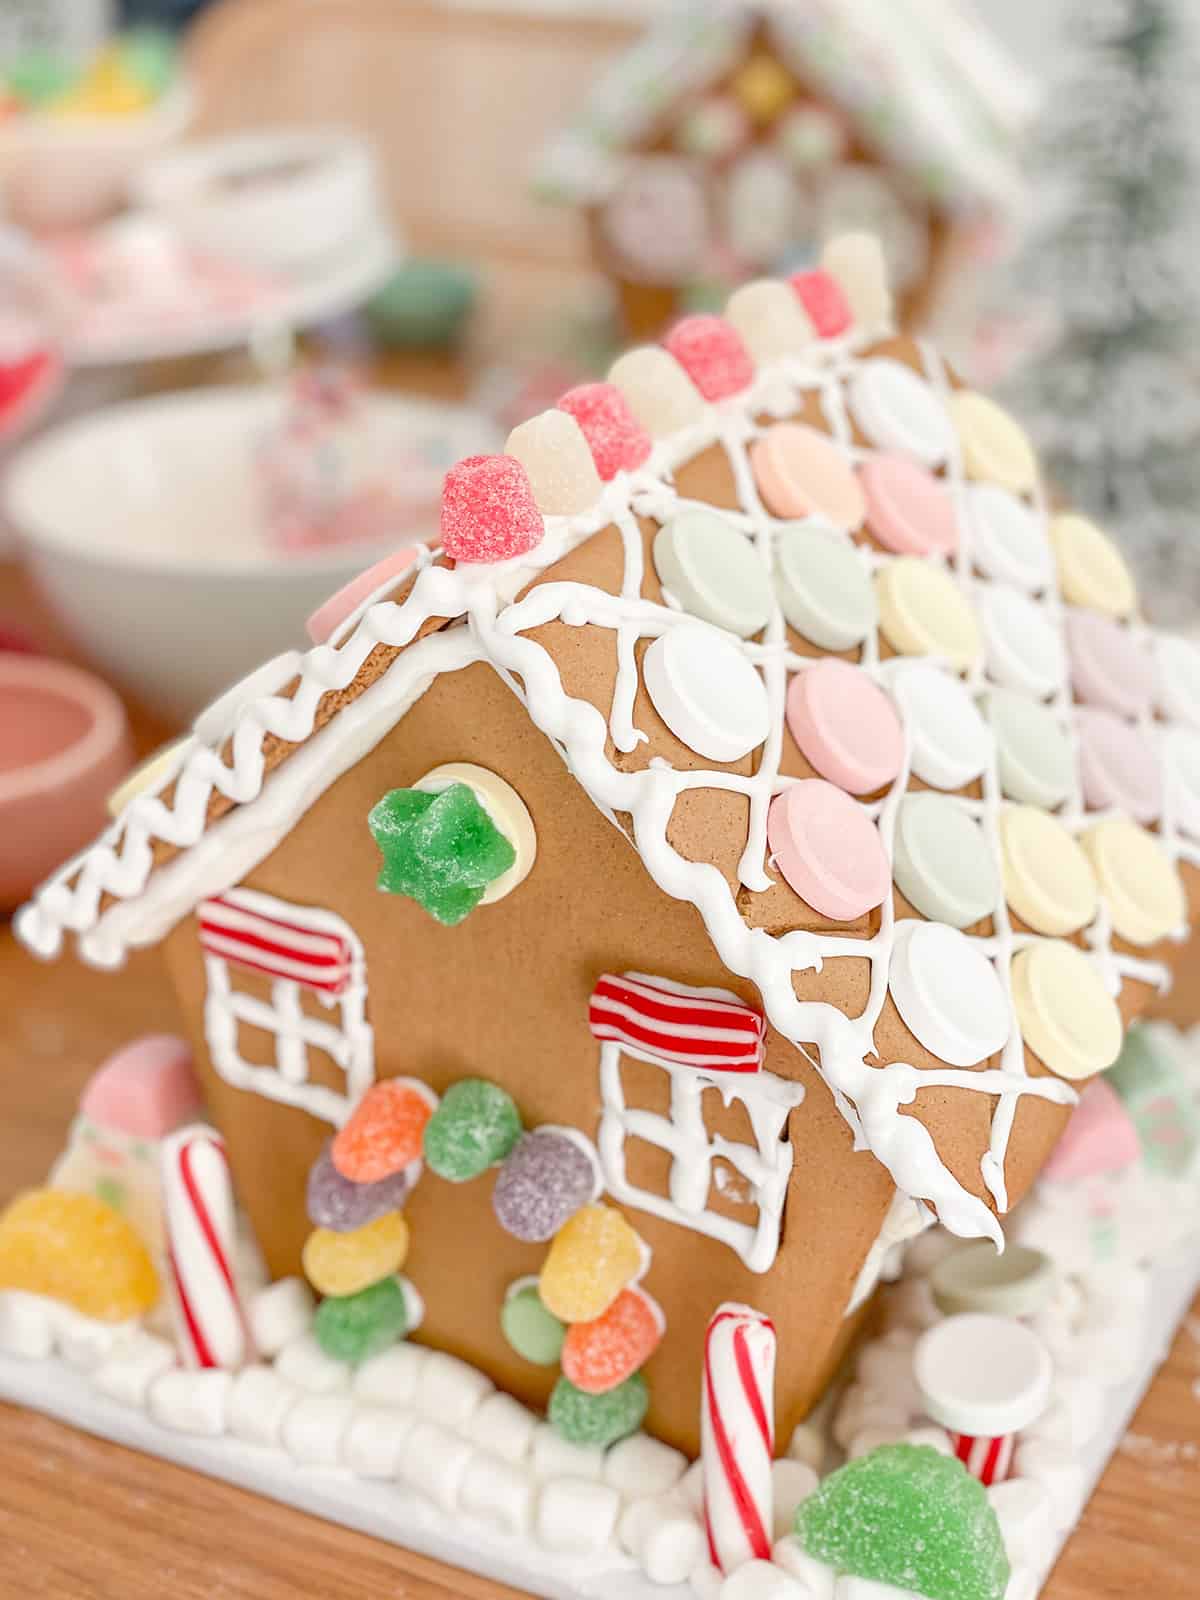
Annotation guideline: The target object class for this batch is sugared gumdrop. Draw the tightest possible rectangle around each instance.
[500,1280,566,1366]
[793,1444,1010,1600]
[661,315,754,402]
[302,1212,410,1298]
[561,1284,664,1395]
[548,1372,649,1448]
[440,453,544,563]
[557,383,652,480]
[0,1188,159,1321]
[313,1274,410,1363]
[492,1128,599,1243]
[332,1079,437,1183]
[790,270,853,338]
[368,783,516,925]
[505,410,603,515]
[423,1078,522,1183]
[539,1204,645,1324]
[307,1142,415,1231]
[79,1034,202,1139]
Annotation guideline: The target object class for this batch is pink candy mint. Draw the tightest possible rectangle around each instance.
[79,1034,204,1140]
[791,270,853,339]
[1042,1079,1141,1183]
[557,383,652,480]
[661,315,754,402]
[440,454,544,564]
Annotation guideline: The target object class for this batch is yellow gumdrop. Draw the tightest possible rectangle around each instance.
[0,1189,159,1321]
[302,1211,409,1297]
[539,1205,645,1324]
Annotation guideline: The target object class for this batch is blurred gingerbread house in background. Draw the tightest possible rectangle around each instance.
[536,0,1037,351]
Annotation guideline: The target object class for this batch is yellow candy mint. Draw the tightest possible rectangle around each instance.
[0,1188,159,1321]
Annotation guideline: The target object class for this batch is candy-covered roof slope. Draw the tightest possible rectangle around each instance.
[17,236,1200,1245]
[535,0,1036,215]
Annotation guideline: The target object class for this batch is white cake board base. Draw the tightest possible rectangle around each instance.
[0,1241,1196,1600]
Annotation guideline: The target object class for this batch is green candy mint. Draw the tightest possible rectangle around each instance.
[313,1275,410,1364]
[794,1444,1010,1600]
[424,1079,522,1182]
[501,1284,565,1367]
[548,1373,648,1448]
[368,783,516,926]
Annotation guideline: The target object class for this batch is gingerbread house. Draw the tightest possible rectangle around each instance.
[536,0,1035,347]
[16,236,1200,1466]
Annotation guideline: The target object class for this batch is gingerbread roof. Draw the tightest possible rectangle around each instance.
[18,238,1200,1250]
[535,0,1036,215]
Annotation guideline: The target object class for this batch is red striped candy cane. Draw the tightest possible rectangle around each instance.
[949,1430,1015,1487]
[702,1303,777,1573]
[161,1125,249,1370]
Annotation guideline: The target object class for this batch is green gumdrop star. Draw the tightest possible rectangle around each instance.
[794,1444,1010,1600]
[368,783,516,926]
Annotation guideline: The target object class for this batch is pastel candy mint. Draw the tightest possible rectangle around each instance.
[306,1143,415,1231]
[314,1275,410,1364]
[423,1079,522,1183]
[548,1372,649,1448]
[794,1443,1010,1600]
[492,1129,599,1243]
[500,1282,566,1366]
[368,783,516,925]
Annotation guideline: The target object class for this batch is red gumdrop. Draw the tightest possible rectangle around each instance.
[790,270,853,338]
[440,454,545,564]
[560,1284,664,1395]
[661,315,754,402]
[557,383,652,480]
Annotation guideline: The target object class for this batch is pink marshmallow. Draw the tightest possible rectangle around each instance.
[661,315,754,402]
[79,1034,204,1140]
[557,383,652,480]
[440,454,545,563]
[1042,1079,1141,1183]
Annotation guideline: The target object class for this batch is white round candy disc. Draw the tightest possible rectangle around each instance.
[644,624,770,763]
[848,358,956,468]
[774,522,877,651]
[977,585,1064,699]
[889,920,1010,1067]
[914,1313,1054,1437]
[964,485,1053,592]
[887,663,991,790]
[653,509,774,638]
[1155,633,1200,730]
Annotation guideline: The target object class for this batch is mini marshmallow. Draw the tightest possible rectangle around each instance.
[274,1331,350,1394]
[772,1537,837,1600]
[399,1419,474,1512]
[229,1365,299,1448]
[987,1476,1056,1569]
[833,1385,911,1450]
[414,1350,493,1428]
[772,1457,819,1539]
[720,1557,811,1599]
[848,1423,911,1460]
[618,1497,666,1556]
[282,1391,355,1466]
[352,1340,429,1406]
[604,1431,687,1498]
[342,1406,417,1478]
[248,1277,314,1359]
[786,1422,825,1472]
[149,1368,232,1436]
[879,1277,940,1332]
[640,1506,705,1587]
[835,1578,921,1600]
[679,1457,705,1511]
[1071,1325,1141,1387]
[459,1450,536,1536]
[1013,1438,1086,1529]
[0,1291,56,1359]
[531,1423,606,1482]
[468,1392,538,1464]
[56,1308,139,1372]
[535,1476,621,1555]
[93,1331,176,1408]
[857,1341,921,1413]
[902,1425,953,1457]
[691,1560,723,1600]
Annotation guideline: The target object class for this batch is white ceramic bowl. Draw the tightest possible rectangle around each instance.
[6,384,497,724]
[134,127,382,275]
[0,79,193,231]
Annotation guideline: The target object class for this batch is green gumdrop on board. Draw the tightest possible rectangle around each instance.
[793,1444,1010,1600]
[7,51,74,106]
[424,1078,522,1182]
[1104,1024,1200,1177]
[548,1372,648,1448]
[313,1274,409,1363]
[368,784,516,926]
[501,1284,565,1366]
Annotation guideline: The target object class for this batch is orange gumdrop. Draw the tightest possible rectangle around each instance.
[561,1285,664,1395]
[331,1078,437,1183]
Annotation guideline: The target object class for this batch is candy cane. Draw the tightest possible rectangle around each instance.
[160,1125,249,1370]
[702,1302,777,1573]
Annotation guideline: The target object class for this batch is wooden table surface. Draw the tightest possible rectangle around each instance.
[2,552,1199,1597]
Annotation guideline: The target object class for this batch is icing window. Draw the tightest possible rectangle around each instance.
[198,888,374,1126]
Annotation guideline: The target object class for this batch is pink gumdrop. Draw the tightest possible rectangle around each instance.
[305,546,422,645]
[791,270,853,338]
[661,315,755,402]
[766,779,890,921]
[557,383,652,481]
[79,1035,203,1140]
[440,454,544,564]
[1075,707,1162,823]
[860,454,959,557]
[786,659,905,795]
[1042,1079,1141,1182]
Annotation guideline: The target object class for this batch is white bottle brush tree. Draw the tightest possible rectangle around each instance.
[1003,0,1200,624]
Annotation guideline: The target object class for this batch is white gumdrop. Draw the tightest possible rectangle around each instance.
[786,1421,825,1471]
[352,1340,428,1406]
[0,1291,56,1359]
[772,1537,837,1600]
[414,1350,493,1428]
[902,1425,953,1456]
[343,1406,417,1478]
[726,279,814,363]
[459,1450,537,1536]
[248,1277,314,1359]
[820,233,893,332]
[468,1391,538,1464]
[535,1477,621,1555]
[604,1431,687,1498]
[399,1419,475,1512]
[506,410,602,516]
[720,1556,810,1598]
[93,1331,176,1408]
[57,1308,138,1371]
[282,1391,355,1465]
[274,1331,350,1394]
[1013,1438,1086,1529]
[531,1423,606,1482]
[772,1457,819,1539]
[608,345,705,438]
[149,1368,232,1436]
[987,1476,1056,1569]
[229,1364,299,1447]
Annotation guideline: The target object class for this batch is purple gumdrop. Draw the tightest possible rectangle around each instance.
[306,1142,415,1232]
[492,1129,598,1243]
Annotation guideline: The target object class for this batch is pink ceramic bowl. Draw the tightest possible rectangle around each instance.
[0,655,132,910]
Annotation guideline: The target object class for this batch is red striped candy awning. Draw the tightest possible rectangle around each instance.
[198,894,353,996]
[588,972,765,1073]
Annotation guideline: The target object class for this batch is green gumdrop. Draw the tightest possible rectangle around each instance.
[313,1275,410,1364]
[7,51,74,106]
[368,784,516,926]
[501,1285,565,1366]
[794,1444,1010,1600]
[365,260,478,351]
[548,1373,648,1448]
[118,28,177,97]
[1105,1024,1199,1177]
[425,1079,522,1181]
